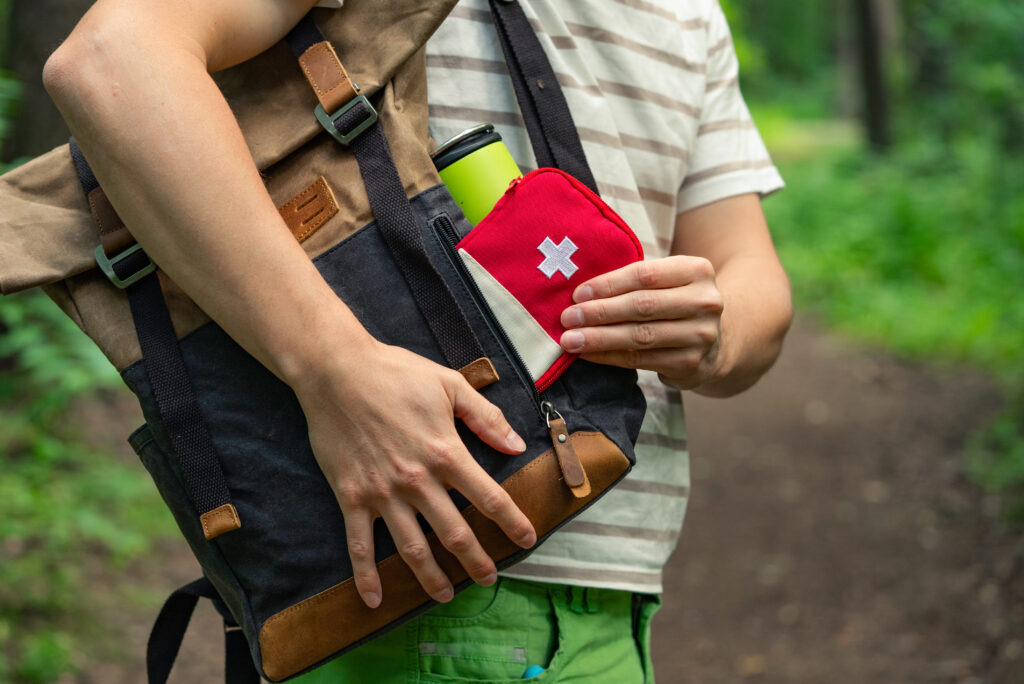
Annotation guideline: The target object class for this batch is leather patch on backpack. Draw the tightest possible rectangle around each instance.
[278,176,339,243]
[200,502,242,540]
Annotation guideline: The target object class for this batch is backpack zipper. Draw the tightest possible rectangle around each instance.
[431,213,543,417]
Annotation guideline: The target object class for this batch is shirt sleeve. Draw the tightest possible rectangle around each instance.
[676,4,784,214]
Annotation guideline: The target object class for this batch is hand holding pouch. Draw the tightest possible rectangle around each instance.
[456,168,645,391]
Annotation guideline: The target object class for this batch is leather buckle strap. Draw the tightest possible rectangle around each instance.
[288,15,377,144]
[314,92,378,145]
[93,242,156,289]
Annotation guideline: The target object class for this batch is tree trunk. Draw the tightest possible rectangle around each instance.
[853,0,892,152]
[2,0,92,162]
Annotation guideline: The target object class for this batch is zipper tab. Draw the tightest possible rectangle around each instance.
[541,402,591,498]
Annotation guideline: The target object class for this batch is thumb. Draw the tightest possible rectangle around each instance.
[450,380,527,455]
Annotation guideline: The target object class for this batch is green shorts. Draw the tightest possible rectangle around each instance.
[293,577,661,683]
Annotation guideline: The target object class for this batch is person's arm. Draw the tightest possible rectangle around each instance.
[43,0,536,609]
[558,193,792,397]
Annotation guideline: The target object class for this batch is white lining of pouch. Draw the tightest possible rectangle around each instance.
[459,249,564,383]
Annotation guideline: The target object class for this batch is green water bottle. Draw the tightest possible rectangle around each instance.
[431,123,523,226]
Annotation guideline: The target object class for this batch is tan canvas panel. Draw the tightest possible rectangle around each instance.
[0,2,455,371]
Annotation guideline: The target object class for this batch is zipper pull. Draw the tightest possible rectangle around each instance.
[541,401,591,499]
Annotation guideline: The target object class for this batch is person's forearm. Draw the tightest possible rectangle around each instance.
[42,1,367,385]
[692,253,792,398]
[667,193,792,398]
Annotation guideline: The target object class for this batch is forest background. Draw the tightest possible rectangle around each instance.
[0,0,1021,681]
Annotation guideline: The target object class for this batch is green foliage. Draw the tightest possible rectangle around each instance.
[0,72,18,151]
[900,0,1024,152]
[0,292,175,682]
[765,137,1024,371]
[721,0,839,119]
[968,398,1024,521]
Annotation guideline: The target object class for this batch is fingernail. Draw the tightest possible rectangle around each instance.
[364,592,380,609]
[480,572,497,586]
[574,285,594,303]
[561,306,584,328]
[561,330,585,353]
[506,429,527,452]
[437,586,454,603]
[518,530,537,548]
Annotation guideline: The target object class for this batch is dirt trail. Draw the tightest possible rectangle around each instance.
[653,318,1023,683]
[76,318,1023,683]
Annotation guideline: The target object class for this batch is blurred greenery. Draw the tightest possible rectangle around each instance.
[723,0,1024,518]
[0,289,175,682]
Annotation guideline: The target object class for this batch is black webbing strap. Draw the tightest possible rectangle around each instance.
[147,577,259,684]
[286,22,486,371]
[348,120,484,369]
[488,0,599,194]
[285,12,323,59]
[68,139,236,523]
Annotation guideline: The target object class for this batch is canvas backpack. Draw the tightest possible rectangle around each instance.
[0,2,646,681]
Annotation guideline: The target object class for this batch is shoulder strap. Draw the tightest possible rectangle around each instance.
[488,0,598,194]
[69,140,242,542]
[146,577,259,684]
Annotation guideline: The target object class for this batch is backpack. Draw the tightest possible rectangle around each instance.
[0,2,646,681]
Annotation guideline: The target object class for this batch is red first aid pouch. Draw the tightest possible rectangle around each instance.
[456,168,644,391]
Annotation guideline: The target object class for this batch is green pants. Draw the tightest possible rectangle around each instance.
[294,577,661,683]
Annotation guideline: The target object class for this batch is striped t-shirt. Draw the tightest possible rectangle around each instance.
[321,0,784,594]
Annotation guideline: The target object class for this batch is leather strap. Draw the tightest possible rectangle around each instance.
[87,187,134,255]
[298,41,360,114]
[287,13,359,115]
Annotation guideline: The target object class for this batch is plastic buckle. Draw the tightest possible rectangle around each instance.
[314,88,378,145]
[94,243,156,289]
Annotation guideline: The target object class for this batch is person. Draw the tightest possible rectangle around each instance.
[42,0,792,680]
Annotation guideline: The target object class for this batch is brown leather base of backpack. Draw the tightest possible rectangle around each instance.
[258,431,629,682]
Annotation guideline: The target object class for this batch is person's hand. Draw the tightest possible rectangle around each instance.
[293,339,537,609]
[558,256,725,389]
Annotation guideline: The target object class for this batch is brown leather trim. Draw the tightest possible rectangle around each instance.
[297,41,359,114]
[277,177,339,243]
[257,431,629,681]
[457,357,500,390]
[87,187,134,256]
[200,503,242,540]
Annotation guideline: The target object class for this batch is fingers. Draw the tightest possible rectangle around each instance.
[380,500,455,604]
[573,255,715,303]
[413,482,499,587]
[561,318,720,355]
[343,507,382,609]
[444,453,537,549]
[450,378,527,454]
[561,282,723,329]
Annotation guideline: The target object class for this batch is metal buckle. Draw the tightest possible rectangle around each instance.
[314,88,378,145]
[94,243,156,289]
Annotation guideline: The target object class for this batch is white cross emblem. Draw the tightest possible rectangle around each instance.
[537,236,579,280]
